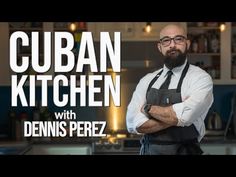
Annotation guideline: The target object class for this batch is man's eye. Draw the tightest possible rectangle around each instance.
[162,39,170,43]
[175,37,183,41]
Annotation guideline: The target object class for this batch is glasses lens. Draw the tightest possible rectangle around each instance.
[161,37,171,46]
[174,36,186,44]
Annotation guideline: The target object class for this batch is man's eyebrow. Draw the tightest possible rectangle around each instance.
[160,35,186,40]
[160,36,170,40]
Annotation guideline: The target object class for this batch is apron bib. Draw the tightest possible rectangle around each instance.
[140,63,203,155]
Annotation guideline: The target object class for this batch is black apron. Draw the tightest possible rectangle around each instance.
[140,63,203,155]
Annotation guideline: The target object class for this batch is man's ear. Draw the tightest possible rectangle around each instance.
[186,40,191,50]
[157,42,161,52]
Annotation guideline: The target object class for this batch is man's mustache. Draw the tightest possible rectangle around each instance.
[166,49,182,55]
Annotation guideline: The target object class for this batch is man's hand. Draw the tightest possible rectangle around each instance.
[141,103,151,117]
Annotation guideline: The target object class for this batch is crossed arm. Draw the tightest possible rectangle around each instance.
[136,105,178,133]
[126,72,213,135]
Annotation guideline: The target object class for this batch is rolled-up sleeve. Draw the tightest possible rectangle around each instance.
[172,72,213,127]
[126,75,153,134]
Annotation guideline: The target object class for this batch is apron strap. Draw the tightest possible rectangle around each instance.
[177,62,190,92]
[146,70,163,100]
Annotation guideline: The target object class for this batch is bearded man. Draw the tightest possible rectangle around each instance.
[126,24,213,155]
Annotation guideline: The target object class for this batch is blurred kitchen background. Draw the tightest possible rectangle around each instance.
[1,22,236,155]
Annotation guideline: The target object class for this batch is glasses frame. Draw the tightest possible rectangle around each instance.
[158,35,187,47]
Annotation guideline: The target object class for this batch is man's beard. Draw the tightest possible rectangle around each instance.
[163,47,187,70]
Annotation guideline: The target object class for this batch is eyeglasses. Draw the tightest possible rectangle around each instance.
[158,35,187,47]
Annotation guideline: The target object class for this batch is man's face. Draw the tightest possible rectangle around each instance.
[157,25,190,69]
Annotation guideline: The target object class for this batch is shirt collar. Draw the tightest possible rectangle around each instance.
[162,58,187,78]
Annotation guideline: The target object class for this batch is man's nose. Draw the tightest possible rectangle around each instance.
[169,39,176,47]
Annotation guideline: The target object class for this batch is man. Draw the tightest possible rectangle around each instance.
[126,24,213,155]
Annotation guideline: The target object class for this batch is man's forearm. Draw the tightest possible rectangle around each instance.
[149,106,178,126]
[136,119,172,134]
